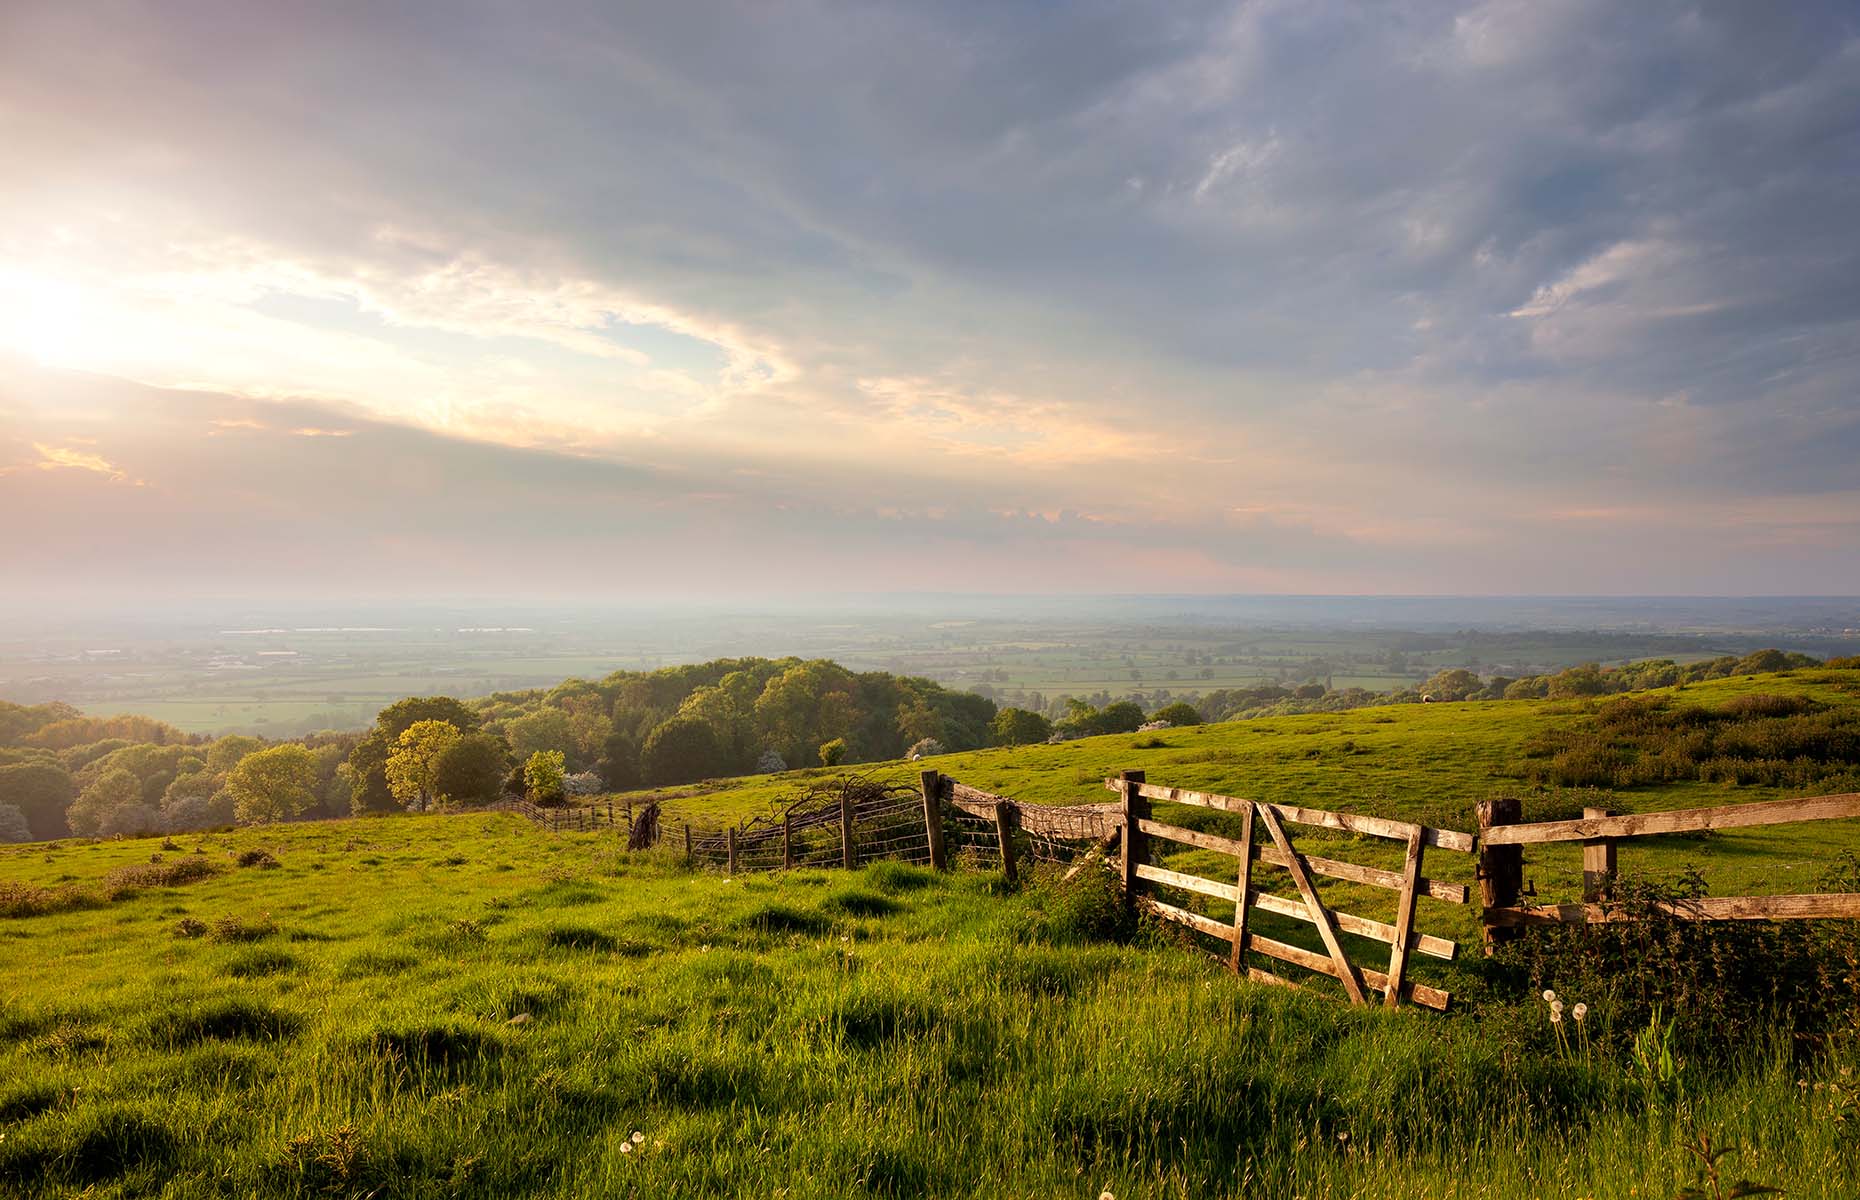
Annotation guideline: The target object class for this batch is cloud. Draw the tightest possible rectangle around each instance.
[29,441,137,484]
[0,2,1856,598]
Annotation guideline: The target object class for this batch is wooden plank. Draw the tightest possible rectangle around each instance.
[1247,965,1303,991]
[1382,829,1425,1008]
[1248,889,1458,960]
[1246,932,1451,1012]
[1138,818,1249,857]
[1481,793,1860,846]
[1255,803,1368,1004]
[1136,862,1242,902]
[1232,801,1255,975]
[1104,779,1474,853]
[1255,843,1467,904]
[1486,892,1860,925]
[1140,895,1237,942]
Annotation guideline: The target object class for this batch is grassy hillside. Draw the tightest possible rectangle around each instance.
[622,668,1860,948]
[3,815,1857,1199]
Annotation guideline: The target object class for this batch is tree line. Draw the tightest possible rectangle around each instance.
[3,649,1851,843]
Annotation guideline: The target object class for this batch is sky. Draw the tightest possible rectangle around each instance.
[2,0,1858,608]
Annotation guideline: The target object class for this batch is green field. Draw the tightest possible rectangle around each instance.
[4,669,1859,1197]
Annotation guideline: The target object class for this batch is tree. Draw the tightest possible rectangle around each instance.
[1151,701,1202,727]
[641,716,721,786]
[385,720,463,811]
[67,767,143,836]
[226,744,318,825]
[432,733,509,808]
[524,750,567,804]
[818,738,847,767]
[344,697,480,815]
[599,730,641,791]
[0,803,31,843]
[991,707,1052,746]
[1420,669,1482,702]
[906,738,944,760]
[205,735,266,775]
[1094,701,1146,735]
[507,707,576,763]
[0,761,74,840]
[99,803,163,838]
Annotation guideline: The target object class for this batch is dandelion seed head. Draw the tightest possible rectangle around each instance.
[1543,989,1556,1003]
[1550,1009,1562,1023]
[620,1143,633,1155]
[632,1131,645,1144]
[1572,1003,1588,1021]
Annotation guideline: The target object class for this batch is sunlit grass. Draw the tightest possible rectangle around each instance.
[2,813,1855,1197]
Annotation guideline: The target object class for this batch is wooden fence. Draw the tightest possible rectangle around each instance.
[1477,792,1860,946]
[1101,771,1475,1011]
[500,772,1860,1015]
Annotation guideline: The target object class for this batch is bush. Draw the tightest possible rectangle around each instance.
[235,848,280,869]
[102,857,220,897]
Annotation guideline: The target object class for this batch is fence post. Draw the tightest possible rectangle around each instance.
[727,826,738,875]
[783,813,795,870]
[920,770,947,870]
[1477,797,1523,954]
[1120,769,1147,911]
[1582,807,1616,903]
[994,801,1018,885]
[840,790,856,870]
[683,822,692,862]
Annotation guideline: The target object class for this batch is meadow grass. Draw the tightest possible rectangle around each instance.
[2,813,1856,1198]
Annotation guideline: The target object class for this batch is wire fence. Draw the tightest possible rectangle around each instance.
[498,771,1115,881]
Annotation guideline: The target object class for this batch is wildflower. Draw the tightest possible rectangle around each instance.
[1572,1003,1587,1022]
[620,1143,633,1155]
[1100,1192,1115,1200]
[1543,989,1556,1003]
[1551,999,1564,1016]
[1550,1009,1562,1023]
[631,1131,645,1144]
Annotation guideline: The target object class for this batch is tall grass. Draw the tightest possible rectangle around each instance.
[1,815,1855,1197]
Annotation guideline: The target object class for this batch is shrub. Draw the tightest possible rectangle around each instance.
[209,914,279,943]
[0,880,98,919]
[102,857,220,898]
[235,848,280,869]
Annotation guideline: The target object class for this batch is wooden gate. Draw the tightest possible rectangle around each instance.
[1104,772,1475,1011]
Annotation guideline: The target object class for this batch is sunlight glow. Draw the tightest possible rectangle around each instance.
[0,268,87,366]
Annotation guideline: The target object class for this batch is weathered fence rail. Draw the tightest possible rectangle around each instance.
[1479,791,1860,947]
